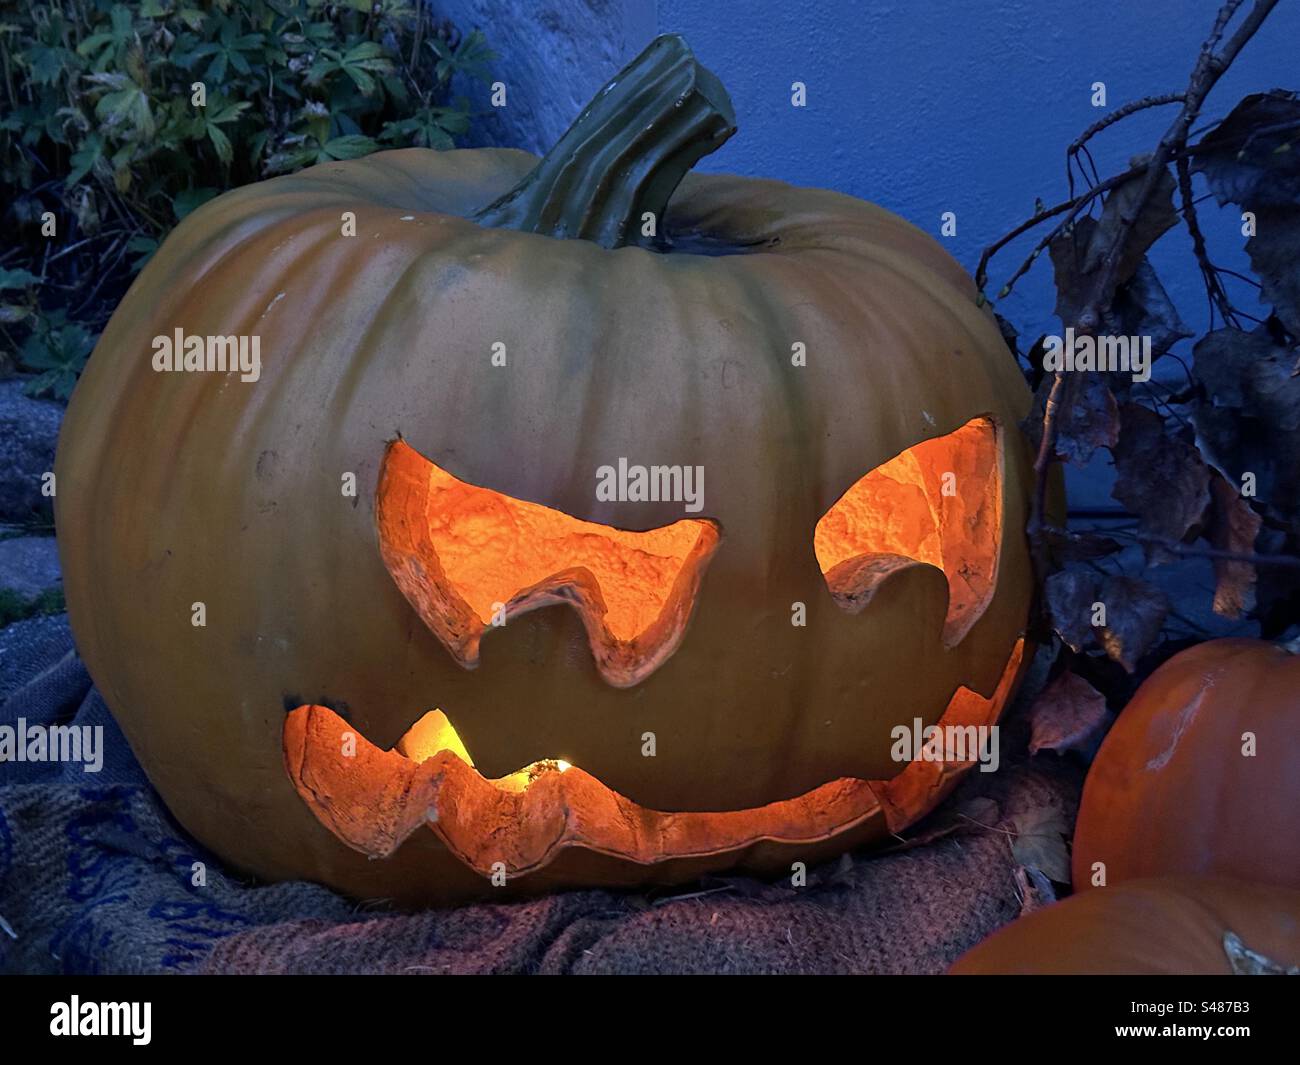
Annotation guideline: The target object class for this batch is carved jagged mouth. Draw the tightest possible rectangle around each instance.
[282,639,1022,879]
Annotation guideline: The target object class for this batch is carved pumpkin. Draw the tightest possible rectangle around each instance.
[1072,639,1300,892]
[950,877,1300,975]
[55,36,1035,904]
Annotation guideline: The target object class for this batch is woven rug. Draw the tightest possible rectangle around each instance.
[0,614,1080,974]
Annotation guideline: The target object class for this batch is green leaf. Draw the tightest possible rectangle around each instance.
[320,134,378,160]
[0,267,40,291]
[24,43,70,86]
[207,122,233,164]
[78,33,118,58]
[210,99,251,125]
[174,186,219,220]
[342,64,376,96]
[25,367,80,401]
[206,50,228,84]
[66,136,105,187]
[95,85,155,139]
[344,41,388,63]
[436,109,469,135]
[126,233,160,268]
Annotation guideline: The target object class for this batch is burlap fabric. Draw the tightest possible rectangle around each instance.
[0,615,1080,974]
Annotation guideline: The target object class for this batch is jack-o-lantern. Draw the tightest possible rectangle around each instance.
[55,36,1035,904]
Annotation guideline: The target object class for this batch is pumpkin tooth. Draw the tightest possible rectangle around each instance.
[394,708,475,767]
[376,437,721,687]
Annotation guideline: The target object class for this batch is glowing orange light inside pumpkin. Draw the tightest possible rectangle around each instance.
[421,462,710,643]
[283,638,1026,874]
[814,416,1001,645]
[287,416,1014,878]
[376,439,723,687]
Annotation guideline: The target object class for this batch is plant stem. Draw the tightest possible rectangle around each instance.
[473,35,736,250]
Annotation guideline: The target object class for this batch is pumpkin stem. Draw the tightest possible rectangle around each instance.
[472,35,736,250]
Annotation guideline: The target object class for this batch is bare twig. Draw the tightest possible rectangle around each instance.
[1074,0,1279,332]
[1020,0,1281,595]
[1049,524,1300,571]
[1027,372,1070,578]
[976,117,1300,299]
[1178,155,1240,328]
[976,164,1142,295]
[1067,93,1189,159]
[1067,92,1186,195]
[1146,540,1300,570]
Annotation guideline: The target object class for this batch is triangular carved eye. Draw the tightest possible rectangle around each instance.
[376,440,721,688]
[814,416,1002,646]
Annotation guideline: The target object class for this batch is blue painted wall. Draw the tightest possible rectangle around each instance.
[657,0,1298,348]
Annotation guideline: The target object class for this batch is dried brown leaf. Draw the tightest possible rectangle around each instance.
[1193,326,1300,530]
[1023,370,1120,467]
[1028,670,1112,758]
[1207,473,1262,618]
[1191,91,1300,208]
[1105,259,1192,362]
[1045,567,1101,653]
[1011,806,1071,884]
[1246,205,1300,340]
[1097,575,1169,672]
[1111,402,1211,552]
[1084,161,1180,292]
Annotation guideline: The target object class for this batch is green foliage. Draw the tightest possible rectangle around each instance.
[0,0,494,397]
[0,585,67,629]
[18,309,97,400]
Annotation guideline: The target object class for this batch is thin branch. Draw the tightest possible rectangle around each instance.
[1027,371,1069,579]
[1067,92,1186,164]
[1177,153,1240,326]
[976,165,1139,295]
[1045,523,1300,571]
[1020,0,1281,596]
[977,118,1300,300]
[1147,540,1300,569]
[1074,0,1280,333]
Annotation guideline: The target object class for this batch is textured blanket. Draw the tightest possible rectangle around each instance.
[0,614,1080,974]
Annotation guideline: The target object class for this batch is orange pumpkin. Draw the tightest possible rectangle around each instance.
[55,36,1035,903]
[950,877,1300,975]
[1072,638,1300,892]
